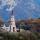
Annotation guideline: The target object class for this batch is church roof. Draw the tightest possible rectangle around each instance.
[0,28,8,32]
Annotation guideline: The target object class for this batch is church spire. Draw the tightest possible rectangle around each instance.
[9,10,16,32]
[11,10,14,16]
[10,10,14,18]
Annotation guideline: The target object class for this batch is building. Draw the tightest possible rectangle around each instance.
[0,10,17,32]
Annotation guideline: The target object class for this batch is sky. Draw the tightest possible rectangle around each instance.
[0,0,40,21]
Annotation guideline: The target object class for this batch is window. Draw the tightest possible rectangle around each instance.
[13,27,15,32]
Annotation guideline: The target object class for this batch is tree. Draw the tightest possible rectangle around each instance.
[18,20,25,29]
[0,17,3,27]
[38,18,40,19]
[19,22,25,29]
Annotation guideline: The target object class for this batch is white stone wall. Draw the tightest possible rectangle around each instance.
[10,15,16,32]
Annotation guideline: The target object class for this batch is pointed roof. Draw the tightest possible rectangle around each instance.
[8,10,15,23]
[11,10,14,16]
[10,10,15,20]
[9,10,14,18]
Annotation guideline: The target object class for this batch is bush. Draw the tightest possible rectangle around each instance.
[0,31,40,40]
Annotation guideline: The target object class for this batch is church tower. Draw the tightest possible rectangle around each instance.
[9,10,16,32]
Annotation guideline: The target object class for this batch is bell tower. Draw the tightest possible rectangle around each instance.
[10,10,16,32]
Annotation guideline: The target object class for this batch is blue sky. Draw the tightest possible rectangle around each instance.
[0,0,40,21]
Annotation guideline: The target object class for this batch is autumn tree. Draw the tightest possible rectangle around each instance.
[0,17,4,27]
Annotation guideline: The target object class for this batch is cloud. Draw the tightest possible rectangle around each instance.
[15,0,40,18]
[0,0,7,8]
[0,0,40,20]
[0,0,17,11]
[6,0,17,11]
[0,0,40,12]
